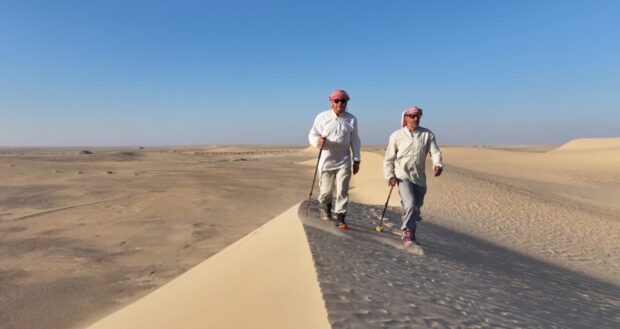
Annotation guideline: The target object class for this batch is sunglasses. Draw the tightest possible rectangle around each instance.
[333,99,348,104]
[406,114,420,119]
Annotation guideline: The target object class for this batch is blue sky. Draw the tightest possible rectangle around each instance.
[1,0,618,146]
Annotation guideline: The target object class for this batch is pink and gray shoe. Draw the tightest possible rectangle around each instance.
[402,229,413,247]
[402,228,420,246]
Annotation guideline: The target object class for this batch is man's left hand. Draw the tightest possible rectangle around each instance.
[433,165,443,177]
[353,162,360,175]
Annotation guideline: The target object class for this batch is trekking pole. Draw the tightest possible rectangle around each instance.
[305,143,324,217]
[375,185,394,232]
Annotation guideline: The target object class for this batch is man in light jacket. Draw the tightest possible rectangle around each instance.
[309,89,361,230]
[384,105,442,246]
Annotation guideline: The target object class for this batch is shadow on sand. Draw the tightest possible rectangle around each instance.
[299,201,619,329]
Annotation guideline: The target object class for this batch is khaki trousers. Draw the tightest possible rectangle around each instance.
[318,165,352,214]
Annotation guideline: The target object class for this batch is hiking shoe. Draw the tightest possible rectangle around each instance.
[402,229,413,247]
[335,213,348,230]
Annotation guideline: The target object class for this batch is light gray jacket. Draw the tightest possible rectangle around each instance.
[383,127,442,186]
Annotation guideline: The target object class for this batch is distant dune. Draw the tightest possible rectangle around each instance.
[550,137,620,152]
[543,137,620,177]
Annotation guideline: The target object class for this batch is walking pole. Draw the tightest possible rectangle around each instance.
[305,144,324,217]
[376,185,394,232]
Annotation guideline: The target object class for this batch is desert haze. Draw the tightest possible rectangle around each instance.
[1,139,619,328]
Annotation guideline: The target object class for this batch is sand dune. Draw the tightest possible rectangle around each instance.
[89,141,619,328]
[349,143,620,286]
[550,137,620,152]
[303,200,619,328]
[86,204,330,329]
[2,140,619,328]
[437,147,619,190]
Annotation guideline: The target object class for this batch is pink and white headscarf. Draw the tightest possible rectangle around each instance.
[401,106,423,127]
[328,89,350,101]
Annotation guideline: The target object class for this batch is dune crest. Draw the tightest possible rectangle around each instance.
[85,203,330,329]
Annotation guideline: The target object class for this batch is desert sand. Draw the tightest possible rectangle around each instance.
[2,139,619,328]
[0,146,313,329]
[86,204,330,329]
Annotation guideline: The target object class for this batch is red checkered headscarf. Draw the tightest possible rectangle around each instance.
[401,106,423,127]
[328,89,350,101]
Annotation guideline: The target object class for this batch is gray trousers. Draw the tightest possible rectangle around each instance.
[318,165,352,214]
[398,180,427,231]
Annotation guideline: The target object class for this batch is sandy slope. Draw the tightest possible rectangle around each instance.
[295,141,619,285]
[354,139,620,285]
[86,204,330,329]
[299,139,619,327]
[302,200,619,328]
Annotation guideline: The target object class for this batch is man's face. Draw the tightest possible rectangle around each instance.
[331,98,348,115]
[405,113,421,129]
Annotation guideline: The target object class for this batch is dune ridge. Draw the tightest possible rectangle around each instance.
[85,203,330,329]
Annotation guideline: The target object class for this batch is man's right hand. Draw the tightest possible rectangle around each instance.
[433,165,443,177]
[388,177,398,186]
[317,137,326,149]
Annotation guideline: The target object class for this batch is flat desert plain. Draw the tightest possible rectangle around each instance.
[0,145,312,329]
[1,138,619,329]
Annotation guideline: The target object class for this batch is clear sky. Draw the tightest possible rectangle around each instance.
[1,0,618,146]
